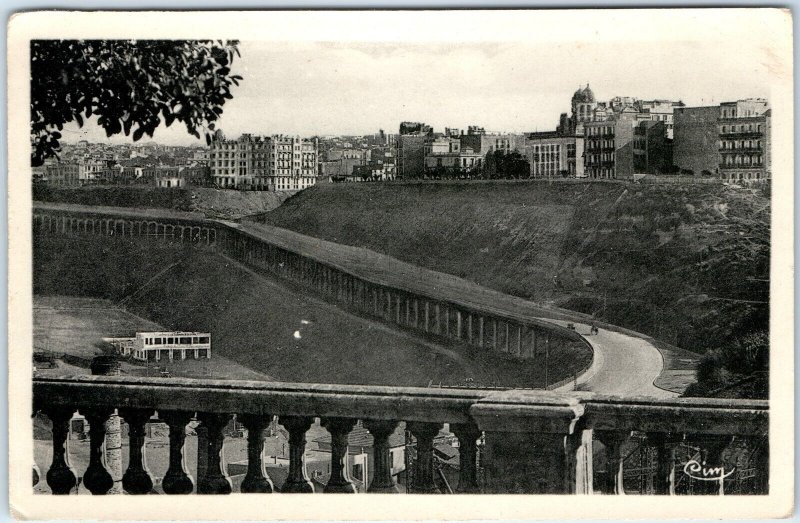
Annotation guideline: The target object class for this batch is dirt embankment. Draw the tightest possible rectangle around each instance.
[251,180,769,360]
[33,184,296,220]
[190,188,296,219]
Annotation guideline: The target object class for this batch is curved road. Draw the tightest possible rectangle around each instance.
[33,203,682,397]
[549,320,678,398]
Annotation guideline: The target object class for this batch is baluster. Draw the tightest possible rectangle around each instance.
[595,430,631,495]
[160,410,194,494]
[566,425,594,494]
[42,406,77,494]
[322,418,357,493]
[646,432,680,495]
[80,407,115,495]
[279,415,315,493]
[364,420,400,493]
[196,413,232,494]
[451,423,481,493]
[238,414,273,493]
[119,408,155,494]
[407,422,441,494]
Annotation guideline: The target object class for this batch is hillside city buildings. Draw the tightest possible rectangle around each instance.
[35,86,771,190]
[207,131,319,190]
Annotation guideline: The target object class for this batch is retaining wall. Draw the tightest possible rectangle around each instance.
[33,203,590,364]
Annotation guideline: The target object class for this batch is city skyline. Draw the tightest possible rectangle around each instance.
[58,37,775,146]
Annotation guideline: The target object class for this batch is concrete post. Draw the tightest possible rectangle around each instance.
[479,316,484,348]
[456,311,462,340]
[424,301,430,332]
[471,391,588,494]
[90,357,122,494]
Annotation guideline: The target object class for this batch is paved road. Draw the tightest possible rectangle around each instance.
[550,320,678,398]
[35,202,680,397]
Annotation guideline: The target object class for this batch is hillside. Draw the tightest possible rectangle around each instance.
[33,233,590,387]
[33,184,294,219]
[252,180,770,359]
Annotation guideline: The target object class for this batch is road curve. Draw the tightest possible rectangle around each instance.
[549,320,678,398]
[33,203,679,397]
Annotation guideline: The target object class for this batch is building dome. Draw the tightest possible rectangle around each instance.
[572,84,595,104]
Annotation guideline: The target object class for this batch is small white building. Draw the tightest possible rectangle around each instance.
[106,331,211,362]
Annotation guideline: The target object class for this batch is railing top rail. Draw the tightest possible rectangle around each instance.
[33,375,768,435]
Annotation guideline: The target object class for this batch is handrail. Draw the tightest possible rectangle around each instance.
[33,375,768,435]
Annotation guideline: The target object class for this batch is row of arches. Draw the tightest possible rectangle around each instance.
[220,227,578,363]
[32,213,217,245]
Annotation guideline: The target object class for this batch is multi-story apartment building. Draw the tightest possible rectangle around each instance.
[42,155,113,186]
[524,132,583,178]
[423,137,483,174]
[566,86,677,179]
[43,162,81,186]
[268,135,318,191]
[142,166,183,188]
[459,132,527,158]
[718,100,770,182]
[584,108,670,179]
[583,119,619,179]
[208,132,319,191]
[640,99,686,139]
[673,98,770,182]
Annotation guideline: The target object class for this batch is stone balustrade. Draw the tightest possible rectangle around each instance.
[33,203,590,373]
[33,375,768,495]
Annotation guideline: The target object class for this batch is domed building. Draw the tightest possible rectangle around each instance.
[571,84,597,125]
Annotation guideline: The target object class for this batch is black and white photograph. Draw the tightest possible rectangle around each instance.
[8,8,794,520]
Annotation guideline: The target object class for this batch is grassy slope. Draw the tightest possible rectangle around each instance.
[34,233,590,387]
[254,181,623,303]
[254,181,769,356]
[33,184,293,219]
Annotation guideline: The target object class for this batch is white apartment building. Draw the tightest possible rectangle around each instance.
[208,132,319,191]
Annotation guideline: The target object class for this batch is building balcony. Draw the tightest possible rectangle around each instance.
[33,375,768,495]
[719,148,763,153]
[719,132,764,139]
[719,164,764,171]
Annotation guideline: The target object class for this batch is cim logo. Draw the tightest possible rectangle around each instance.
[682,459,736,481]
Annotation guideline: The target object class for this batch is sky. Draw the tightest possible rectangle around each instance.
[56,18,782,146]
